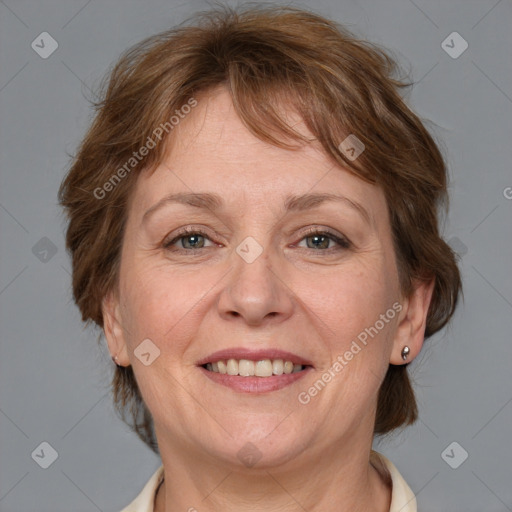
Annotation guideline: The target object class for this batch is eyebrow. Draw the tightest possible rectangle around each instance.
[142,191,371,225]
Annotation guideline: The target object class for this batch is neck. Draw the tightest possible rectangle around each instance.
[154,444,391,512]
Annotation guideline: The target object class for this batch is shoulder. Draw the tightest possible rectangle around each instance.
[119,465,164,512]
[371,450,417,512]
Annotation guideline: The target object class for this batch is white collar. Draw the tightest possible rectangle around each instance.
[121,450,416,512]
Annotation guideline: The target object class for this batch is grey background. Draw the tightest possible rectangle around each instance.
[0,0,511,510]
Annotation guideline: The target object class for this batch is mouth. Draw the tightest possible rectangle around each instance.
[197,348,313,393]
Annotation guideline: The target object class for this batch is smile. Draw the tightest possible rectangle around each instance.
[197,348,313,393]
[203,358,305,377]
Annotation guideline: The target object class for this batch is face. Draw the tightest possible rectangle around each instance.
[104,86,416,470]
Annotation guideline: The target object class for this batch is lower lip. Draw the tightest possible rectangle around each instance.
[199,366,312,393]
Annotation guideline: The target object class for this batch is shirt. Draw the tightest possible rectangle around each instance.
[120,450,417,512]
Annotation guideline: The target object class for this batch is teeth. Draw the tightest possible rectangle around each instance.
[255,359,273,377]
[238,359,255,376]
[226,359,238,375]
[205,358,304,377]
[272,359,284,375]
[217,360,227,374]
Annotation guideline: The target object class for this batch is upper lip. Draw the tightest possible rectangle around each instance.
[196,348,313,367]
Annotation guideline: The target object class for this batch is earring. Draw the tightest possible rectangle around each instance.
[401,346,410,361]
[111,355,121,367]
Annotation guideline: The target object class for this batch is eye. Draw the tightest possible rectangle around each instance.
[296,228,351,252]
[163,227,215,251]
[162,226,351,254]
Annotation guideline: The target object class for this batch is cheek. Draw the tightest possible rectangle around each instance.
[299,261,398,416]
[301,262,393,345]
[119,261,220,350]
[304,268,397,414]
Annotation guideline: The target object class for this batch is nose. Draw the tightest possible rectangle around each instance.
[217,247,294,327]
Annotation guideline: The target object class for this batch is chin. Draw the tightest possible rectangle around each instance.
[195,418,313,470]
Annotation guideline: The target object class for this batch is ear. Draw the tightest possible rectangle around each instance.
[102,291,130,366]
[390,278,435,365]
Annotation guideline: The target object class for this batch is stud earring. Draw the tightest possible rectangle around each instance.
[401,346,410,361]
[111,355,121,367]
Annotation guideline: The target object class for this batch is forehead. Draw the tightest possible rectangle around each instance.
[131,86,387,221]
[168,86,324,169]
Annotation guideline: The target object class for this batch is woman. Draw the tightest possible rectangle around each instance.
[59,5,461,511]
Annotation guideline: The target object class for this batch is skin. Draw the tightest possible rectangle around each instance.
[103,85,434,512]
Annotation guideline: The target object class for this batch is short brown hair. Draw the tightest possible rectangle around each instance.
[59,5,462,453]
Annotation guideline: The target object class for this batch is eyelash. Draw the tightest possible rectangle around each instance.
[163,226,351,254]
